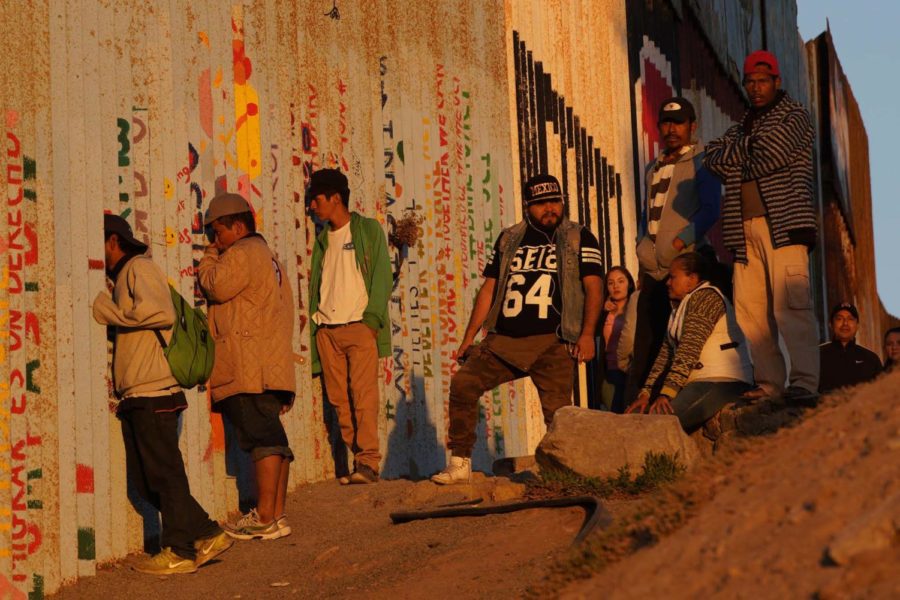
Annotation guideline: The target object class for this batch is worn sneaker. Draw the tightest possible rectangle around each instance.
[276,514,292,538]
[194,531,234,567]
[430,456,472,485]
[740,386,773,402]
[349,464,380,484]
[338,474,351,485]
[224,508,281,541]
[783,385,819,407]
[132,547,197,575]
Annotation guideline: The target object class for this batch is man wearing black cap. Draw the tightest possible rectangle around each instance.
[818,303,882,395]
[307,169,392,485]
[626,97,721,409]
[198,193,296,540]
[704,50,820,404]
[93,214,231,574]
[431,173,603,485]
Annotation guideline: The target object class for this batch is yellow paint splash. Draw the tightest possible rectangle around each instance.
[165,227,176,247]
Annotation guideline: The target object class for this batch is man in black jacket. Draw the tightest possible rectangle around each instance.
[819,303,882,394]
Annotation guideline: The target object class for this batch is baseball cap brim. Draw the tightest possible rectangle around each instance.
[103,214,148,251]
[204,193,252,225]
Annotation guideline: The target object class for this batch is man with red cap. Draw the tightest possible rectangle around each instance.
[704,50,820,405]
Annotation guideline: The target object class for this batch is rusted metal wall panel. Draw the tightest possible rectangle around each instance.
[681,0,763,83]
[0,0,55,595]
[811,30,893,353]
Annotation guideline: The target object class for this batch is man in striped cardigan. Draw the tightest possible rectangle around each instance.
[703,50,820,404]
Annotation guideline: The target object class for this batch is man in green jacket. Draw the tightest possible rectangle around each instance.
[308,169,391,484]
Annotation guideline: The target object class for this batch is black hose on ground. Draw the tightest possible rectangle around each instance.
[389,495,610,546]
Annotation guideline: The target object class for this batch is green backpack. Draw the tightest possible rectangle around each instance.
[155,285,215,388]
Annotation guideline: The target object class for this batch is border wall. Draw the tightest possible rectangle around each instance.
[0,1,891,595]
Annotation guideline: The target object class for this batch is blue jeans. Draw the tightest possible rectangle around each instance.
[672,381,752,432]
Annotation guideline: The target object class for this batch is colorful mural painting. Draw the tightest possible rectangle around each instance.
[0,0,888,595]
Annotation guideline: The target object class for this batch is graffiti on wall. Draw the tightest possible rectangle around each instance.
[3,109,44,596]
[512,31,627,272]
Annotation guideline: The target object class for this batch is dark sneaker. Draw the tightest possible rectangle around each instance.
[349,464,379,484]
[224,509,281,540]
[132,548,197,575]
[783,385,819,407]
[194,531,233,567]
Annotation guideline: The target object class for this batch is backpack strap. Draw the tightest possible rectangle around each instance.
[154,329,168,349]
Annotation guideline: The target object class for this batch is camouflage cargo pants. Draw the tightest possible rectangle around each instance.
[447,333,575,458]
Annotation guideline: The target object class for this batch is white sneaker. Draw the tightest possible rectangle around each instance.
[276,515,292,538]
[430,456,472,485]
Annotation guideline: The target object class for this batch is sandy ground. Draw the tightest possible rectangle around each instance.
[52,478,587,599]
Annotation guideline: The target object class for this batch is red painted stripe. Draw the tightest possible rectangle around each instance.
[76,464,94,494]
[88,259,105,271]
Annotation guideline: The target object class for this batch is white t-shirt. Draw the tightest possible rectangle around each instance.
[314,222,369,325]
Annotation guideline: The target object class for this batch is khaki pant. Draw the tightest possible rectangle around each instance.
[733,217,819,394]
[316,323,382,471]
[447,333,574,458]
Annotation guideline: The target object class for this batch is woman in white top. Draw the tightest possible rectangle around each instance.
[626,252,753,432]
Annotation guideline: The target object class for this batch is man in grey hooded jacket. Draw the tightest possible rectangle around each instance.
[625,97,721,407]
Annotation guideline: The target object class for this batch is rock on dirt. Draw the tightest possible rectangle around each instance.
[401,472,527,507]
[536,407,700,478]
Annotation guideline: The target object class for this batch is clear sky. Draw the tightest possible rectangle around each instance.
[796,2,900,316]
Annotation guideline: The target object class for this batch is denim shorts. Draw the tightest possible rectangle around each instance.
[217,392,294,462]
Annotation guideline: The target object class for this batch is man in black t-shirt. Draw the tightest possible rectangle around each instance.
[432,174,603,485]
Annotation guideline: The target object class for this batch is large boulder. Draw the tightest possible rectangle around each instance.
[535,407,700,478]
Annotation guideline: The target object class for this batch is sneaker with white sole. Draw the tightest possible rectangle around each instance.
[133,547,197,575]
[276,515,292,538]
[349,464,380,484]
[224,508,281,541]
[430,456,472,485]
[194,531,233,567]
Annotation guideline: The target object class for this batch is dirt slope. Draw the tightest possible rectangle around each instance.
[563,370,900,599]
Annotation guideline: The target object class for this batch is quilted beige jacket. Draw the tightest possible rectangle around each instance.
[198,234,296,403]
